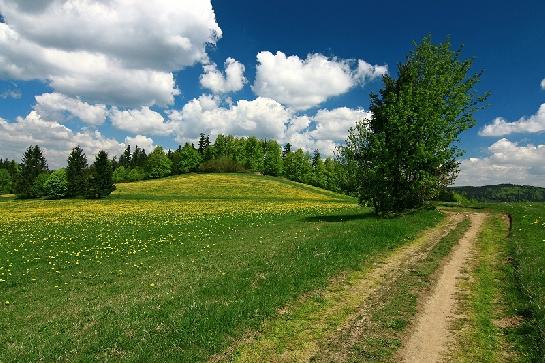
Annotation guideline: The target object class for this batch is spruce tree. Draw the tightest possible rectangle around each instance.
[15,145,48,198]
[86,150,114,198]
[66,146,88,197]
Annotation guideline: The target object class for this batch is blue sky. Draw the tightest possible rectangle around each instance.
[0,0,544,185]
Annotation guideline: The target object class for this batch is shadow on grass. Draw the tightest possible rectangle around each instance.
[303,213,377,223]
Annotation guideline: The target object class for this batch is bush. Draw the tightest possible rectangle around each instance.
[198,157,246,173]
[31,172,50,198]
[44,169,68,199]
[127,167,146,182]
[113,165,128,183]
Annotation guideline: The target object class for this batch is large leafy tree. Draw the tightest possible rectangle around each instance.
[145,146,172,179]
[66,146,88,197]
[342,36,487,213]
[262,140,283,176]
[177,143,202,173]
[15,145,48,198]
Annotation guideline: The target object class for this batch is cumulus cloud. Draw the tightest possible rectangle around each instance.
[34,92,107,125]
[110,107,173,136]
[0,111,127,168]
[456,138,545,187]
[480,104,545,136]
[0,0,221,107]
[170,95,367,156]
[124,135,155,153]
[253,51,386,111]
[541,78,545,90]
[200,57,246,94]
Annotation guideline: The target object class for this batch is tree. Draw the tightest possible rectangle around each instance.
[145,146,172,179]
[86,150,114,199]
[131,146,147,168]
[342,36,487,213]
[112,165,128,182]
[44,169,68,199]
[66,146,88,197]
[284,148,312,183]
[0,169,11,194]
[176,143,201,173]
[119,145,132,169]
[282,143,292,159]
[15,145,48,198]
[262,140,283,176]
[244,137,264,172]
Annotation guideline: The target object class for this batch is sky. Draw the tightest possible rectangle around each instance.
[0,0,544,186]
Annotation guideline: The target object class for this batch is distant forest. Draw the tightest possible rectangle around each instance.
[448,184,545,202]
[0,133,353,199]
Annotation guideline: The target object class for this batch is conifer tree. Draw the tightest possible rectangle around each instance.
[15,145,48,198]
[66,146,88,197]
[86,150,114,199]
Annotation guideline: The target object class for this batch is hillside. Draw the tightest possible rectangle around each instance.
[450,184,545,202]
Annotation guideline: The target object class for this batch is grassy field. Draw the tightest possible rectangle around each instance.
[0,173,443,362]
[504,203,545,360]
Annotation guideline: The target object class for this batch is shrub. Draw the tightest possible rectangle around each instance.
[199,157,246,173]
[127,167,146,182]
[113,165,128,183]
[44,169,68,199]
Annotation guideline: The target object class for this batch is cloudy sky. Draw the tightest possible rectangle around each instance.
[0,0,544,186]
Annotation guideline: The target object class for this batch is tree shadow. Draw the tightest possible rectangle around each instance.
[302,213,378,223]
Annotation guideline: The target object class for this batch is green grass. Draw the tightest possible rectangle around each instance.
[0,173,442,362]
[342,217,471,362]
[503,203,545,361]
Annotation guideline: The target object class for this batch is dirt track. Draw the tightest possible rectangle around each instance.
[400,213,487,363]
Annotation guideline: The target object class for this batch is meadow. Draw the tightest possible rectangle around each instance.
[0,173,442,362]
[504,203,545,358]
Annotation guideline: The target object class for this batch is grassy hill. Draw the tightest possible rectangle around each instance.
[0,173,442,362]
[450,184,545,202]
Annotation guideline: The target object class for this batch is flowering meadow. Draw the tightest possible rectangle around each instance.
[0,173,442,361]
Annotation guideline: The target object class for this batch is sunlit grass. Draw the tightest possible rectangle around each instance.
[0,173,441,361]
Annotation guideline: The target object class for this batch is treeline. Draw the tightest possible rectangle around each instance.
[0,145,114,199]
[448,184,545,202]
[0,134,352,199]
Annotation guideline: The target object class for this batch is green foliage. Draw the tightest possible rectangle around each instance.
[145,147,172,179]
[0,168,12,194]
[112,165,128,183]
[31,172,50,198]
[85,151,114,199]
[127,167,146,182]
[451,184,545,202]
[15,145,48,198]
[66,146,88,197]
[244,137,264,172]
[341,36,487,213]
[130,146,148,168]
[262,140,283,176]
[43,169,68,199]
[284,149,312,183]
[175,143,202,173]
[199,156,246,173]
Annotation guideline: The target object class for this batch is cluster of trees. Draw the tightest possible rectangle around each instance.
[0,145,114,199]
[0,135,353,200]
[111,134,350,193]
[447,184,545,202]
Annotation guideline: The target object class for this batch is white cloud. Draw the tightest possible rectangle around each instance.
[124,135,154,153]
[456,138,545,187]
[480,104,545,136]
[34,92,107,125]
[110,107,172,136]
[170,95,367,157]
[200,57,246,94]
[171,95,290,142]
[0,88,21,99]
[253,51,386,111]
[0,111,126,168]
[541,78,545,90]
[0,0,221,107]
